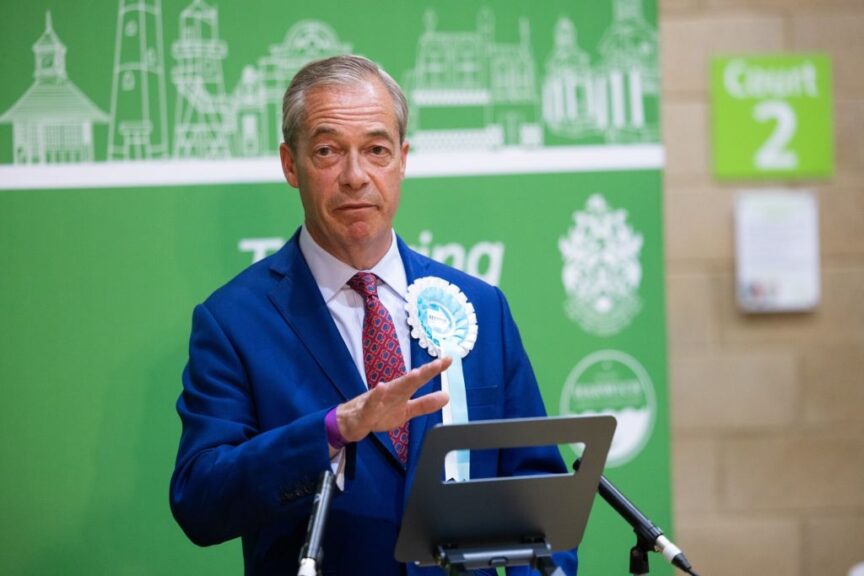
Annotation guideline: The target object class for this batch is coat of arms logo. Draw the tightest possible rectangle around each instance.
[559,193,643,336]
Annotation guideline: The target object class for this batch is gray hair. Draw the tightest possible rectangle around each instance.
[281,54,409,152]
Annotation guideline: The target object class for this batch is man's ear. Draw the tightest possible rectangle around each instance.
[279,143,300,188]
[399,140,409,179]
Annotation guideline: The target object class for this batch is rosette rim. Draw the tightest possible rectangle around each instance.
[405,276,478,359]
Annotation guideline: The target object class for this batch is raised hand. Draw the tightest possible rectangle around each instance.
[336,357,452,443]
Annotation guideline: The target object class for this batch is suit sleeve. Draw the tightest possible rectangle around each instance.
[493,288,580,576]
[169,303,338,546]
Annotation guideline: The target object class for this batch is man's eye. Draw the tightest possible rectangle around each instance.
[370,145,388,156]
[315,147,332,157]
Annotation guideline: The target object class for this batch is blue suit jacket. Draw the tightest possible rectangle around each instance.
[170,231,577,576]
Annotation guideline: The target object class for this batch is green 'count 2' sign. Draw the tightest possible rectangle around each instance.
[711,54,834,180]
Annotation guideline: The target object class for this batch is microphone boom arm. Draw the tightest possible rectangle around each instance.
[574,459,699,576]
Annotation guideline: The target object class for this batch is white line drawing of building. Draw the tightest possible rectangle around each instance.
[171,0,232,158]
[542,0,659,143]
[405,8,541,152]
[256,21,351,151]
[231,65,268,157]
[596,0,659,142]
[107,0,170,160]
[1,4,665,188]
[0,12,109,165]
[542,17,599,139]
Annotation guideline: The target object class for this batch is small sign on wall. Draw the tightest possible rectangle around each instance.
[735,190,820,313]
[711,55,834,180]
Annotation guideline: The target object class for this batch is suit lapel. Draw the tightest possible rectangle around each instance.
[399,239,443,468]
[267,235,367,403]
[407,334,442,469]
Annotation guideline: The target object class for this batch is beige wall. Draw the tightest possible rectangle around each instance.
[660,0,864,575]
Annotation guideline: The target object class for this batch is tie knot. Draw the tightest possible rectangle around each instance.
[348,272,379,300]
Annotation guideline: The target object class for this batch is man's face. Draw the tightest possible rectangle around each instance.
[280,78,409,268]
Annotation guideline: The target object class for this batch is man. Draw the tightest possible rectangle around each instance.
[170,55,576,576]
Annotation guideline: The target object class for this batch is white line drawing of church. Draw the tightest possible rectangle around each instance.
[108,0,170,160]
[542,0,659,143]
[0,12,109,165]
[404,8,542,152]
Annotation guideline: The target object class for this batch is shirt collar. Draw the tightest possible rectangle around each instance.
[299,225,408,303]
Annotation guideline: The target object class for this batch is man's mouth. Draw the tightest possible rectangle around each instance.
[338,203,375,211]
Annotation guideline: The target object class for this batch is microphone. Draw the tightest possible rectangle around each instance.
[574,460,699,576]
[297,470,336,576]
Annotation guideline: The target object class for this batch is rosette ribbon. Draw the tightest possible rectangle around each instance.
[406,277,478,482]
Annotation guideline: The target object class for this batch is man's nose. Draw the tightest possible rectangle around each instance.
[339,151,370,190]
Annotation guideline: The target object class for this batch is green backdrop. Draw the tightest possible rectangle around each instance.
[0,1,670,574]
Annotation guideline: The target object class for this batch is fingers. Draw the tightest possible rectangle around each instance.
[393,356,453,396]
[336,357,454,442]
[405,390,449,420]
[385,355,452,421]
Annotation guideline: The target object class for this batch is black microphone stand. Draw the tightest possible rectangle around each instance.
[297,470,336,576]
[573,459,700,576]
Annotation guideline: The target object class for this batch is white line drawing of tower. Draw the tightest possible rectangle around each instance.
[542,17,599,139]
[0,12,109,165]
[257,21,351,150]
[595,0,659,142]
[107,0,169,160]
[406,8,540,152]
[171,0,232,158]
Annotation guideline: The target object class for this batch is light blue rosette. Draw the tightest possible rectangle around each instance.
[406,277,478,482]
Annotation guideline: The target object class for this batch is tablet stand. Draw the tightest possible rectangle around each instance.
[395,415,616,574]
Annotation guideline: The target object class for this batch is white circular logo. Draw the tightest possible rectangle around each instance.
[425,302,456,339]
[559,350,655,467]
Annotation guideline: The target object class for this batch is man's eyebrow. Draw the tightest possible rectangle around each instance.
[366,128,395,140]
[307,126,395,142]
[364,128,399,146]
[309,125,339,139]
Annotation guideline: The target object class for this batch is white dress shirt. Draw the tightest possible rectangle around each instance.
[298,225,412,387]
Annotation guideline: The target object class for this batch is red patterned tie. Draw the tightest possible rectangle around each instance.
[348,272,409,465]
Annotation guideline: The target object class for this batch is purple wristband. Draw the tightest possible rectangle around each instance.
[325,407,348,450]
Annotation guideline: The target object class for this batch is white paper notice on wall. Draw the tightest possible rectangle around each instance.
[735,190,820,313]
